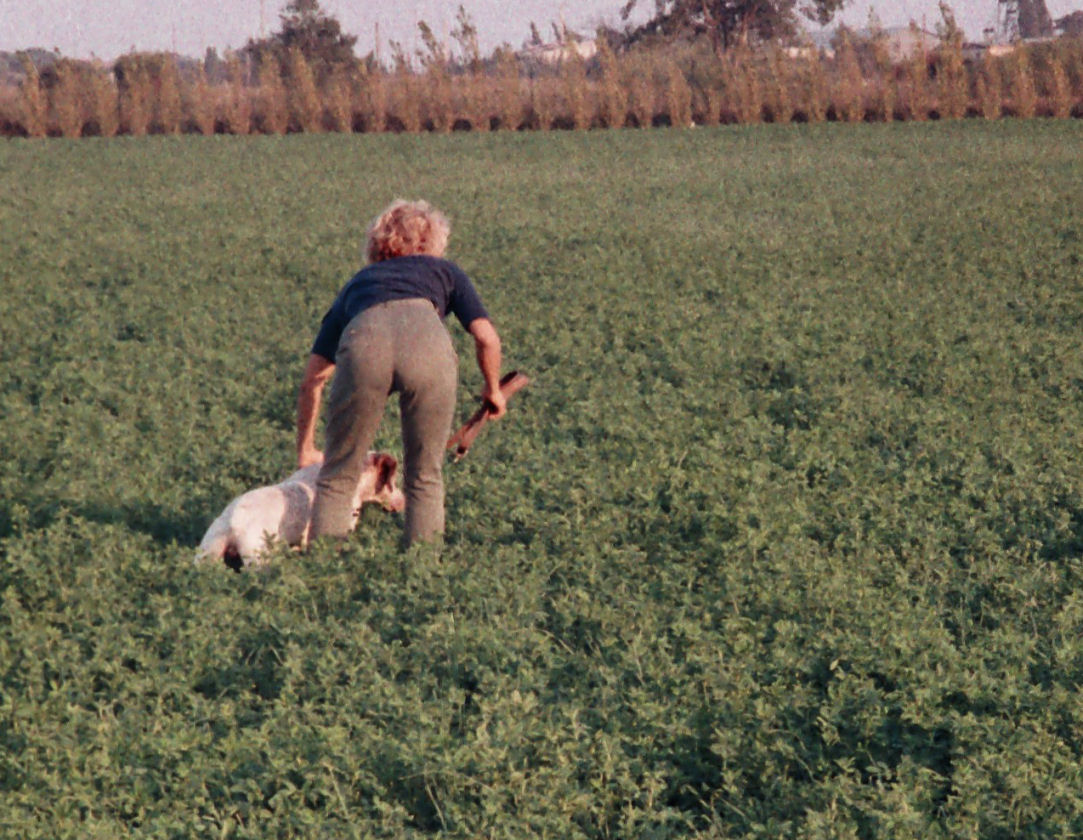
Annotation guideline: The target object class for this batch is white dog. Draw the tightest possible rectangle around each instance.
[196,452,405,569]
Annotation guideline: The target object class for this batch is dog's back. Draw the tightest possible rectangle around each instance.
[196,465,319,567]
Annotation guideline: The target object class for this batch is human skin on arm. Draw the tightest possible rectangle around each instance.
[296,353,336,467]
[469,317,505,419]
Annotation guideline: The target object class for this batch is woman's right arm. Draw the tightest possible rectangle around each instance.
[296,353,336,467]
[469,318,505,419]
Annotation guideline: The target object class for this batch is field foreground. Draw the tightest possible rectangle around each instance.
[2,123,1083,838]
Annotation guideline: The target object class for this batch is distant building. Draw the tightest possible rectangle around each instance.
[783,45,832,61]
[877,27,939,62]
[521,39,597,65]
[962,42,1018,62]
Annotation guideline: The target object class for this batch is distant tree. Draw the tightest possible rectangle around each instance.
[244,0,358,81]
[203,47,225,83]
[1017,0,1054,39]
[1056,11,1083,36]
[619,0,851,56]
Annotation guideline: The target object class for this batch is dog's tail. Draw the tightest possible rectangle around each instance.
[195,531,246,571]
[195,517,232,563]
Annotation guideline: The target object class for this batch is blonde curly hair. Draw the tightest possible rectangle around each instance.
[365,199,450,264]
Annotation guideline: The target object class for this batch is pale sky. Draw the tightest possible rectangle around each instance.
[2,0,1080,61]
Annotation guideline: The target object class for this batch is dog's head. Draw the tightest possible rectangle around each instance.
[351,451,406,516]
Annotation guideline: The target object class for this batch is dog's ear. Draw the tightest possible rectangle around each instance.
[376,454,398,491]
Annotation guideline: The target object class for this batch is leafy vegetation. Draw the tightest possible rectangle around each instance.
[2,121,1083,837]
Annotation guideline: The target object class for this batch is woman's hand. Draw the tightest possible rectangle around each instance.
[298,447,324,469]
[482,383,507,419]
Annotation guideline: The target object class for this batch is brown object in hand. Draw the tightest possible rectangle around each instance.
[447,370,529,461]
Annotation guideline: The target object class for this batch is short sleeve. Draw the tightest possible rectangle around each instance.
[448,266,490,330]
[311,305,346,362]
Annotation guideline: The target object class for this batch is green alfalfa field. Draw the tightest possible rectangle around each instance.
[1,120,1082,838]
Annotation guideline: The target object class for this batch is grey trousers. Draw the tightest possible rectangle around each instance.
[310,298,458,547]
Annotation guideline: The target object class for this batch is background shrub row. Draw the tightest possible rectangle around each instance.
[3,35,1083,138]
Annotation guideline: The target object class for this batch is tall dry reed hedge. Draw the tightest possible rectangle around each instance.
[223,55,253,135]
[833,33,866,122]
[869,36,897,121]
[5,37,1083,138]
[937,39,969,119]
[723,49,764,123]
[118,60,152,136]
[87,68,119,137]
[257,56,288,134]
[321,67,353,132]
[286,49,322,133]
[665,59,693,127]
[17,57,48,137]
[595,39,628,128]
[1047,57,1073,118]
[49,60,85,137]
[385,48,422,132]
[561,51,592,129]
[803,55,829,122]
[976,52,1004,119]
[766,49,796,123]
[903,37,930,121]
[183,65,216,135]
[454,22,491,131]
[495,49,524,130]
[359,66,388,132]
[1009,49,1038,119]
[625,54,655,127]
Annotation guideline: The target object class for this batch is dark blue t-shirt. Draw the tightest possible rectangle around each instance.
[310,255,490,362]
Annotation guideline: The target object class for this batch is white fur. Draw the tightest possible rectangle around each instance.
[196,453,404,568]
